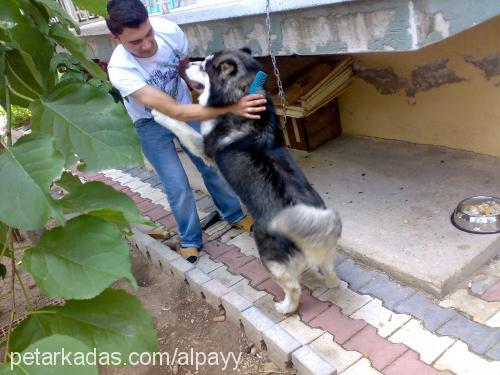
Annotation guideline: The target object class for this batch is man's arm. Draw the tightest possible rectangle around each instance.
[131,84,266,122]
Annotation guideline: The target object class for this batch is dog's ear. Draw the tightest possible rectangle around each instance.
[217,59,237,77]
[240,47,252,55]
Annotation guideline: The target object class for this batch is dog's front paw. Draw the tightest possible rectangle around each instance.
[275,300,298,315]
[151,109,176,130]
[325,275,341,289]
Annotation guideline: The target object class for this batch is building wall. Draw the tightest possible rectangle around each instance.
[339,16,500,157]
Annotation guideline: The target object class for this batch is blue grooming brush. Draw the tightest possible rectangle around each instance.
[248,70,268,94]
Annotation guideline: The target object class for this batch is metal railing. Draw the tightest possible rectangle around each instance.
[57,0,184,24]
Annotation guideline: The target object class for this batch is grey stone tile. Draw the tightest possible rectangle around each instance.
[359,274,416,310]
[394,292,458,331]
[336,259,378,291]
[437,314,499,355]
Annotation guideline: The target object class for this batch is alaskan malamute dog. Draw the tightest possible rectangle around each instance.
[152,49,342,314]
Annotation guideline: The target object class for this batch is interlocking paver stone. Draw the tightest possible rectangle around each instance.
[254,294,287,324]
[310,305,366,344]
[440,289,500,323]
[310,333,362,373]
[434,341,500,374]
[482,281,500,302]
[388,319,455,364]
[318,280,372,316]
[279,315,324,345]
[241,306,276,347]
[350,298,411,338]
[383,349,452,375]
[202,240,234,258]
[196,253,224,274]
[336,259,378,291]
[437,313,500,356]
[470,274,498,296]
[394,292,458,331]
[238,259,270,286]
[221,291,253,325]
[209,265,243,287]
[291,345,337,375]
[263,324,302,370]
[201,279,231,310]
[341,358,382,375]
[216,248,254,271]
[359,273,416,310]
[343,325,408,371]
[256,279,285,301]
[230,279,267,302]
[185,268,212,300]
[169,257,195,281]
[298,289,331,323]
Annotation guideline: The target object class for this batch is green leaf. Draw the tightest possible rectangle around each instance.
[0,50,45,108]
[31,82,142,171]
[7,23,54,92]
[72,0,108,18]
[0,263,5,279]
[59,181,151,228]
[10,289,158,359]
[17,0,51,34]
[3,335,98,374]
[33,0,81,33]
[23,215,137,299]
[49,24,106,82]
[54,170,83,192]
[0,0,24,27]
[0,133,64,229]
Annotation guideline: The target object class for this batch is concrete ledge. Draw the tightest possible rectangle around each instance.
[263,324,302,370]
[221,291,253,326]
[292,345,337,375]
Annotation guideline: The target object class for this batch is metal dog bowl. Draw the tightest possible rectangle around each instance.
[452,196,500,234]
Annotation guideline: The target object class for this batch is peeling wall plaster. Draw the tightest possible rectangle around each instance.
[464,53,500,80]
[354,59,467,97]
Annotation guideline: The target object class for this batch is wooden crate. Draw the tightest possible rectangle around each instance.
[280,98,342,152]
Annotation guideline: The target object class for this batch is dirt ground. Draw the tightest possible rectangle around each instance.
[101,247,289,375]
[1,241,289,374]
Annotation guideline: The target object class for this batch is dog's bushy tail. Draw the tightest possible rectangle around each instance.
[269,204,342,251]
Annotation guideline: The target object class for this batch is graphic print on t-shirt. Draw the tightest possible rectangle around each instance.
[145,53,180,100]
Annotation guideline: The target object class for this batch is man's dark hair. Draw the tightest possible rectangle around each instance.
[106,0,148,35]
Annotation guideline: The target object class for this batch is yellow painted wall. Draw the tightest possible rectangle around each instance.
[339,16,500,158]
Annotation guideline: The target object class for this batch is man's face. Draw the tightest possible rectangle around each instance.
[112,19,157,58]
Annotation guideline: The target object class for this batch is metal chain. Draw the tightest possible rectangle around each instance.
[265,0,287,126]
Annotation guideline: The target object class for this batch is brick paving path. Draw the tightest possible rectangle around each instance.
[81,167,500,375]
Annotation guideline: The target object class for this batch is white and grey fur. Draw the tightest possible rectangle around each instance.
[152,49,341,314]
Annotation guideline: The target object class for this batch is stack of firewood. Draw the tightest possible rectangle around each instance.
[272,57,353,118]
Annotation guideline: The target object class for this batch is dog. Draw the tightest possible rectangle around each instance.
[152,48,342,314]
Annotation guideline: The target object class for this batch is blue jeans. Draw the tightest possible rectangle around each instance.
[135,117,245,249]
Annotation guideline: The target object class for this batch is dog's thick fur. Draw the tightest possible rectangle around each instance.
[152,49,342,314]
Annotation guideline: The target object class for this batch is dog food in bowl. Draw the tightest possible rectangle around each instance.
[462,202,500,216]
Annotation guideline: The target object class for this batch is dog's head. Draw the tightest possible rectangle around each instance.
[185,48,263,107]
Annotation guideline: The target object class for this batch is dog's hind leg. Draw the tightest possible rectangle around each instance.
[275,276,301,315]
[266,260,304,314]
[151,110,209,162]
[320,257,340,289]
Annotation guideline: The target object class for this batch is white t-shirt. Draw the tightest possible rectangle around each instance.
[108,17,192,123]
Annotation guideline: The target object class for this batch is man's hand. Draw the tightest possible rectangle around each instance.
[230,94,267,119]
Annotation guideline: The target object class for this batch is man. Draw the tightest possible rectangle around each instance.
[106,0,265,263]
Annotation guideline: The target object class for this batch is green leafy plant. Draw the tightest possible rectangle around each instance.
[0,105,31,128]
[0,1,157,373]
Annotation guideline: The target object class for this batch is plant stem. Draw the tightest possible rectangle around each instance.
[3,229,16,362]
[26,310,56,315]
[5,76,12,148]
[15,268,34,311]
[3,80,16,362]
